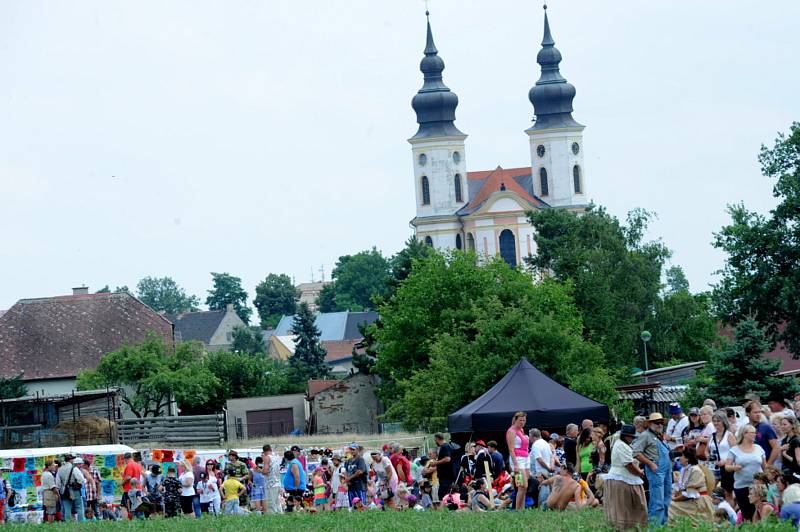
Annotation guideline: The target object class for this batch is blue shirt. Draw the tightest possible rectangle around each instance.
[754,422,777,460]
[282,459,306,491]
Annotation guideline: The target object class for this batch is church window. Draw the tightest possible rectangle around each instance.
[421,176,430,205]
[573,165,582,193]
[424,236,433,246]
[499,229,517,268]
[454,174,463,202]
[539,168,549,196]
[536,144,545,158]
[419,153,427,166]
[455,234,462,250]
[453,151,461,164]
[466,232,475,252]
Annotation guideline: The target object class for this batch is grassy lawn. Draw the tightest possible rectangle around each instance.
[12,509,796,531]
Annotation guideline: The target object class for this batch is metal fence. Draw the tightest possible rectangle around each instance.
[118,414,226,446]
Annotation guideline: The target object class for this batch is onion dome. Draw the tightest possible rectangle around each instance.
[410,12,464,139]
[528,5,582,130]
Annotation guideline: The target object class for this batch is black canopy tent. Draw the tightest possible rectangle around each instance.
[448,358,609,439]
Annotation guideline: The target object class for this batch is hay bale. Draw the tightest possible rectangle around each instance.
[54,415,116,445]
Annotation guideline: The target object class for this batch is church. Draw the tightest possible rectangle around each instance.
[409,7,588,268]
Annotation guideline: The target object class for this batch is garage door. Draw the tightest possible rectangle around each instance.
[246,408,294,438]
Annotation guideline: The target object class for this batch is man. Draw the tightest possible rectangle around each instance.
[767,394,795,417]
[430,433,455,500]
[529,428,555,509]
[632,412,671,526]
[487,441,505,479]
[261,444,282,514]
[79,457,101,519]
[665,403,689,452]
[344,443,367,504]
[746,400,781,465]
[56,453,86,522]
[604,424,647,530]
[191,455,203,517]
[633,415,647,434]
[539,463,579,511]
[703,398,718,410]
[473,440,492,481]
[40,460,60,523]
[563,423,579,468]
[581,419,594,431]
[121,452,142,518]
[224,450,250,506]
[389,442,411,487]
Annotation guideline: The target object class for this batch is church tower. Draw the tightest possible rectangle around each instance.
[526,6,587,209]
[409,12,468,250]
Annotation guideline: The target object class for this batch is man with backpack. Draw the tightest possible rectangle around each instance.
[56,454,86,522]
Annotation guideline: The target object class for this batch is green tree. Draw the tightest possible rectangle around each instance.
[289,302,330,381]
[136,276,199,314]
[316,283,339,312]
[96,285,129,294]
[330,248,391,311]
[527,206,671,368]
[644,291,719,366]
[254,274,298,328]
[374,251,618,430]
[198,350,294,411]
[0,374,27,399]
[665,266,690,295]
[690,318,799,406]
[713,123,800,357]
[388,236,431,292]
[206,272,252,324]
[76,336,219,417]
[231,325,266,356]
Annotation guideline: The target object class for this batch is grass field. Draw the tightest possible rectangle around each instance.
[12,509,796,531]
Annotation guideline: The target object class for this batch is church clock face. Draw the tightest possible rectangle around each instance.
[453,151,461,164]
[419,153,427,166]
[572,142,580,155]
[536,145,545,158]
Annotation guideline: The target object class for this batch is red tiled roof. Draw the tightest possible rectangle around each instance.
[322,339,359,363]
[465,166,546,210]
[0,292,173,381]
[307,379,338,399]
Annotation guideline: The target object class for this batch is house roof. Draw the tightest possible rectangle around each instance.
[322,340,359,363]
[616,384,689,404]
[0,292,173,381]
[308,379,339,399]
[167,309,226,344]
[273,311,378,342]
[457,166,548,216]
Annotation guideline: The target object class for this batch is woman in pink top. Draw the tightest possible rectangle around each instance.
[506,411,530,510]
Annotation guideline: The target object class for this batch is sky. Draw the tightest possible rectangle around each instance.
[1,0,799,312]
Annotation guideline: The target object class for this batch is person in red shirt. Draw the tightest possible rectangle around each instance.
[389,442,412,487]
[122,452,143,518]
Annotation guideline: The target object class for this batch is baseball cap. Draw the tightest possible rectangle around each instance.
[348,442,359,450]
[550,433,560,441]
[475,440,487,447]
[290,445,302,452]
[668,402,682,415]
[688,407,700,415]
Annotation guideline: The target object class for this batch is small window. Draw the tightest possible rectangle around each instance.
[419,153,427,166]
[454,174,463,203]
[573,165,582,193]
[536,144,545,158]
[539,168,549,196]
[421,176,430,205]
[424,236,433,246]
[455,234,463,250]
[226,332,233,342]
[453,151,461,164]
[572,142,580,155]
[466,232,476,251]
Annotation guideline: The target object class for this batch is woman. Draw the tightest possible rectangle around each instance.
[178,460,196,519]
[604,424,647,531]
[577,428,593,480]
[590,428,607,471]
[505,411,530,510]
[458,443,476,484]
[726,424,767,522]
[695,406,715,462]
[781,417,800,476]
[370,450,398,509]
[710,412,737,504]
[552,434,565,467]
[262,445,282,514]
[750,484,777,523]
[668,447,715,525]
[203,461,221,515]
[772,414,785,470]
[250,456,266,514]
[469,478,492,512]
[681,408,704,450]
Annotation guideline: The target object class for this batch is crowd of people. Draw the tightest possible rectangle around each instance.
[3,394,800,528]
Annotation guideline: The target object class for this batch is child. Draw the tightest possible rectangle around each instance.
[351,496,365,511]
[312,468,328,510]
[250,457,266,515]
[711,487,736,525]
[162,467,182,518]
[221,475,245,515]
[335,472,350,511]
[197,472,218,515]
[419,481,433,510]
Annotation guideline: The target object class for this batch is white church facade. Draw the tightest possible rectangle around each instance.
[409,7,588,267]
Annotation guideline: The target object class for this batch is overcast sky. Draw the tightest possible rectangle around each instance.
[1,0,798,312]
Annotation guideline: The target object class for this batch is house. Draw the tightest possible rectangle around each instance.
[168,303,246,351]
[296,282,329,313]
[0,287,173,395]
[272,310,378,341]
[307,373,381,435]
[266,336,362,375]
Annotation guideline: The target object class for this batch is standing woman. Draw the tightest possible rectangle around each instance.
[458,443,476,484]
[262,445,283,514]
[506,412,530,510]
[780,417,800,477]
[178,460,196,519]
[604,424,647,531]
[576,428,594,480]
[250,456,266,515]
[204,461,221,515]
[710,412,737,505]
[725,424,767,522]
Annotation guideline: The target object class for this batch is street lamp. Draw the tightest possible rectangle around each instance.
[640,330,652,382]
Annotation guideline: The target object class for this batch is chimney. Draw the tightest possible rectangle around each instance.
[72,286,89,295]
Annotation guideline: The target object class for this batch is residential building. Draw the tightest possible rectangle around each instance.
[307,373,382,435]
[168,303,246,351]
[296,282,329,313]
